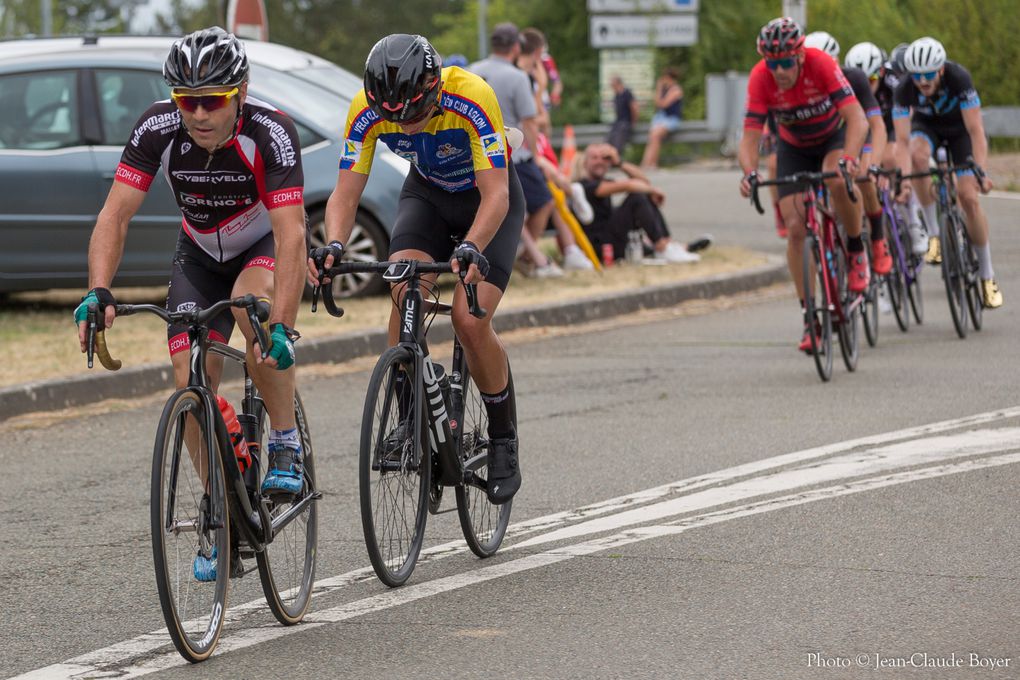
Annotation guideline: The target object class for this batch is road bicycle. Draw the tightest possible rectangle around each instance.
[751,162,861,382]
[872,166,925,332]
[855,171,883,349]
[313,260,513,587]
[903,145,986,339]
[85,294,319,662]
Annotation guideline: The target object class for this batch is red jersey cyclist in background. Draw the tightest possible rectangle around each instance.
[805,30,893,278]
[738,17,869,352]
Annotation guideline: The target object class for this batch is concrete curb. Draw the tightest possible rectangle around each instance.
[0,258,787,422]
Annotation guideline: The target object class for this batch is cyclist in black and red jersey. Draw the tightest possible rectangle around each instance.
[892,37,1002,308]
[73,28,309,573]
[805,31,892,277]
[738,17,869,352]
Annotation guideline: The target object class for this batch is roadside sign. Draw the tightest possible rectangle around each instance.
[587,0,698,11]
[590,14,698,48]
[227,0,268,41]
[599,48,655,123]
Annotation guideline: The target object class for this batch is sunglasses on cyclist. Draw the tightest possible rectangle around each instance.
[171,87,239,113]
[911,70,939,83]
[766,56,797,70]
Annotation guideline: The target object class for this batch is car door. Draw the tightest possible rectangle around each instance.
[0,68,104,291]
[90,67,182,285]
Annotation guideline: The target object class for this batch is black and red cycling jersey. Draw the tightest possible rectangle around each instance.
[744,47,858,148]
[115,96,304,262]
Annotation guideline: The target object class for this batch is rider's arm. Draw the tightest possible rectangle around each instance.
[961,107,989,170]
[739,66,768,180]
[838,102,868,160]
[267,203,306,329]
[867,111,888,166]
[77,182,146,345]
[464,167,509,251]
[738,128,763,178]
[88,182,147,290]
[308,169,370,285]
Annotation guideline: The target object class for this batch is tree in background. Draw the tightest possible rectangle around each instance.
[5,0,1017,121]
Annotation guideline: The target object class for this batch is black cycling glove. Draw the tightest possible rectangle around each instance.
[310,241,344,272]
[452,240,490,279]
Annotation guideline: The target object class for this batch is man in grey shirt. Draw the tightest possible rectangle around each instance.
[470,22,559,276]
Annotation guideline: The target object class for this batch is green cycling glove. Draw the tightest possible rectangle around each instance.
[268,323,297,370]
[73,288,116,326]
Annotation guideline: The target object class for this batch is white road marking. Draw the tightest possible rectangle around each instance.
[10,409,1020,680]
[987,190,1020,201]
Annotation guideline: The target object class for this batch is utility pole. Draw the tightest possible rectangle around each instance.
[41,0,53,35]
[782,0,807,29]
[477,0,488,60]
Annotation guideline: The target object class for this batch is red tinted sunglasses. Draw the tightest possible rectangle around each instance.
[171,87,239,113]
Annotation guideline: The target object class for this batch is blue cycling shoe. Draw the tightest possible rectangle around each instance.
[261,443,304,496]
[194,546,217,582]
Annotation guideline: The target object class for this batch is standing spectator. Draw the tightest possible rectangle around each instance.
[641,67,684,169]
[471,23,562,277]
[580,143,709,263]
[607,75,639,157]
[541,47,563,108]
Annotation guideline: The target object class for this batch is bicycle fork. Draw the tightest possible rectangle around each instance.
[421,353,463,486]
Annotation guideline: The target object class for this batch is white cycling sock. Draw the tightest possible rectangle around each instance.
[921,201,938,234]
[270,427,301,452]
[976,243,994,279]
[908,192,922,227]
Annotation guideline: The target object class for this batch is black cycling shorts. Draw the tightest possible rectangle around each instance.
[910,120,974,171]
[775,126,847,199]
[165,231,275,356]
[513,158,553,213]
[388,164,525,292]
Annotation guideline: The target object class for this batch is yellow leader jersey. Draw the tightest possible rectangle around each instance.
[339,66,509,193]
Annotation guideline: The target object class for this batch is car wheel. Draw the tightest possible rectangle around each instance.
[307,207,389,298]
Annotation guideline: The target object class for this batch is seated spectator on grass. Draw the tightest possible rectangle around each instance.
[579,143,710,264]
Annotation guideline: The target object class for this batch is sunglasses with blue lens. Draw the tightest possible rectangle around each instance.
[911,70,939,82]
[766,57,797,70]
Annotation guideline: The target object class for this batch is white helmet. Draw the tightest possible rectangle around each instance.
[845,42,884,78]
[904,37,946,73]
[805,31,840,58]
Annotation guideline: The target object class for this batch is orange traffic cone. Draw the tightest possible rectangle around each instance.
[558,124,576,175]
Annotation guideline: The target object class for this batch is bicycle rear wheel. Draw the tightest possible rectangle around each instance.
[255,391,318,625]
[907,256,925,325]
[151,390,229,663]
[886,214,909,332]
[939,212,968,339]
[836,247,860,372]
[455,364,513,558]
[803,235,832,382]
[360,346,429,587]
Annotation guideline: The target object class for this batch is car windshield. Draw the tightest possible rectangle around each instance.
[288,65,363,98]
[249,63,348,136]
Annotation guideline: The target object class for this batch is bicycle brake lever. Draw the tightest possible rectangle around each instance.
[459,272,487,319]
[86,303,97,369]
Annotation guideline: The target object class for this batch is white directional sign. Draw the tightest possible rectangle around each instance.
[587,0,699,11]
[590,14,698,48]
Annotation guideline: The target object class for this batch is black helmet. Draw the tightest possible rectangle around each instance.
[757,17,804,57]
[889,42,910,76]
[164,26,249,89]
[364,34,442,124]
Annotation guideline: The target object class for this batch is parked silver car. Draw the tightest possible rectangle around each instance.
[0,35,407,297]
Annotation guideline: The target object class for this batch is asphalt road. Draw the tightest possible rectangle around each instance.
[3,168,1020,679]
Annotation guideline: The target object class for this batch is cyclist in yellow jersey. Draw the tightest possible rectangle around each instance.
[308,34,525,504]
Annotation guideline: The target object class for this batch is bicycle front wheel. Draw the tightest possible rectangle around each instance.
[836,247,860,372]
[255,391,318,625]
[151,390,229,663]
[455,365,513,558]
[360,346,429,587]
[939,212,967,338]
[803,235,832,382]
[964,241,983,331]
[862,271,879,348]
[886,214,909,332]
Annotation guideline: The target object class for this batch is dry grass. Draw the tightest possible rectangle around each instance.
[2,244,765,389]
